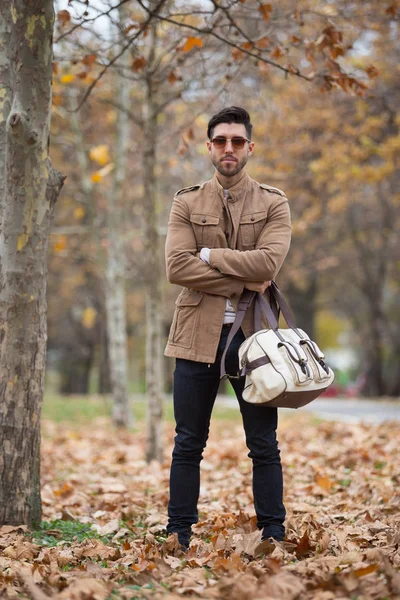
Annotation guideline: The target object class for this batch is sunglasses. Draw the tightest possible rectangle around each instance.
[210,136,251,150]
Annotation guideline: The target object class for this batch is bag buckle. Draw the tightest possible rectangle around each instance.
[226,372,242,380]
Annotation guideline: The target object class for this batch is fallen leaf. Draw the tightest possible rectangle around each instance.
[316,475,335,492]
[295,531,314,558]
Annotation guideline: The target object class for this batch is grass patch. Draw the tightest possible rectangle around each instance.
[42,394,111,423]
[32,520,116,547]
[42,394,241,425]
[338,478,352,488]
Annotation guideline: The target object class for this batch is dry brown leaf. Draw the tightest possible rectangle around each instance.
[258,3,272,22]
[57,10,71,26]
[161,533,182,557]
[163,555,183,569]
[131,57,146,72]
[295,531,314,558]
[0,525,28,534]
[316,475,335,492]
[353,563,379,577]
[54,577,111,599]
[92,519,119,536]
[16,417,396,600]
[131,559,156,572]
[18,566,49,600]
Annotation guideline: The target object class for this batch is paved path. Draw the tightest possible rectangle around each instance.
[217,395,400,424]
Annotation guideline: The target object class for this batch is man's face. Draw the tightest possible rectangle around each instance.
[207,123,254,178]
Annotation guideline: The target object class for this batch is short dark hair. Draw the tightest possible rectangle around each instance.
[207,106,253,140]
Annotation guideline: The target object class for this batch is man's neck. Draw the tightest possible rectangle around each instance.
[215,169,246,189]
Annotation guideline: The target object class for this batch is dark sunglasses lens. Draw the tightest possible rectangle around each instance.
[213,137,227,148]
[232,137,247,149]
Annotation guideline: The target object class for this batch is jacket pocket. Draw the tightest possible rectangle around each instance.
[170,290,203,349]
[239,211,268,248]
[190,214,220,248]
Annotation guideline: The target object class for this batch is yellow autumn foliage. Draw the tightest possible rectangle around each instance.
[74,206,86,220]
[82,307,97,329]
[89,144,110,166]
[60,74,75,84]
[91,172,102,183]
[54,236,67,253]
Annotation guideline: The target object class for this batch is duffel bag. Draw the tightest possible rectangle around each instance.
[220,282,335,409]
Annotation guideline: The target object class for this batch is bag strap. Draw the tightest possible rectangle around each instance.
[255,293,279,330]
[269,281,297,329]
[220,288,280,379]
[220,290,255,379]
[254,287,280,331]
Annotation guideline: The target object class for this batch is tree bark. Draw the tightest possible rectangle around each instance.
[105,8,132,428]
[143,24,164,463]
[0,2,63,525]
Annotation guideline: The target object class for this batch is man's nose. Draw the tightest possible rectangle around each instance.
[225,139,234,152]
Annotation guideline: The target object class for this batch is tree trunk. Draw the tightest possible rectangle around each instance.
[143,41,164,463]
[59,352,92,395]
[285,275,318,340]
[361,295,385,397]
[67,88,111,396]
[104,10,132,428]
[98,325,112,394]
[0,2,63,525]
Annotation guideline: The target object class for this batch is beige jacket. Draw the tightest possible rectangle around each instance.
[164,171,291,363]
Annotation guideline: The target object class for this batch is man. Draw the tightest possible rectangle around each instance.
[164,106,292,550]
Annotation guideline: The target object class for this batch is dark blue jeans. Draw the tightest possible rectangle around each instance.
[167,326,285,546]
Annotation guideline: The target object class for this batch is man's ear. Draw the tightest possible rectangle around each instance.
[206,141,212,154]
[248,141,255,156]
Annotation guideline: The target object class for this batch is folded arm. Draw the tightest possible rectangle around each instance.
[208,199,292,281]
[165,195,244,298]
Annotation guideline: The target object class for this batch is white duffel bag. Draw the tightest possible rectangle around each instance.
[220,283,335,409]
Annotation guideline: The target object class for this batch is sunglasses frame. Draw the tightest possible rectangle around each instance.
[210,136,251,150]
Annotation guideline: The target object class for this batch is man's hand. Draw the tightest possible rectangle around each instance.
[244,280,272,293]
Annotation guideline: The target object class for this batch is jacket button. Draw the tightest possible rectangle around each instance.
[202,217,206,223]
[251,216,255,221]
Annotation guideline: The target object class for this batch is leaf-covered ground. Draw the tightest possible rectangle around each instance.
[1,413,399,600]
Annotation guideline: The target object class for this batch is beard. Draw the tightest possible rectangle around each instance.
[211,155,248,178]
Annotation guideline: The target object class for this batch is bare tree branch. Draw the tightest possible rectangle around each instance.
[135,0,310,82]
[68,0,169,112]
[55,0,131,43]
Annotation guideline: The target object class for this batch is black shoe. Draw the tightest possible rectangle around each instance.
[178,537,189,552]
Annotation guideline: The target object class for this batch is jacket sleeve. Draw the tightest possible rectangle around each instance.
[165,195,244,298]
[208,198,291,281]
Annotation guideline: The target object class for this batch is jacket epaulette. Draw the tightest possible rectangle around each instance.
[175,184,201,196]
[259,183,286,197]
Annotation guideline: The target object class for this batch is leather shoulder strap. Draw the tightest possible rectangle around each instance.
[220,291,255,379]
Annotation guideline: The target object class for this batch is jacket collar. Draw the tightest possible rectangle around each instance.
[211,170,251,203]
